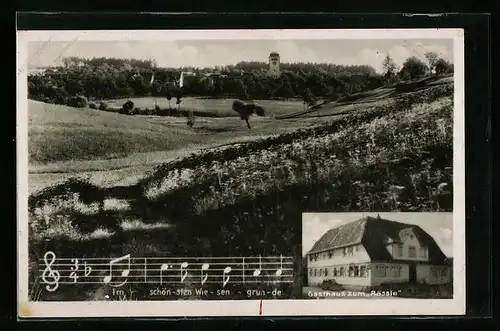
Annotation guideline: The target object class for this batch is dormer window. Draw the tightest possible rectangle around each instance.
[419,247,427,258]
[399,227,416,242]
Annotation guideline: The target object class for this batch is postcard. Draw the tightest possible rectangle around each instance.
[17,28,465,317]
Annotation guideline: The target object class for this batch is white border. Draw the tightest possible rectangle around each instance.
[17,28,465,318]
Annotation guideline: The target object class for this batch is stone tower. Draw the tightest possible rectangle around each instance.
[268,52,280,78]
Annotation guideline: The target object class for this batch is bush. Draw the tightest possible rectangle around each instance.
[120,100,135,115]
[98,102,108,110]
[399,56,429,81]
[88,102,97,109]
[66,96,88,108]
[54,96,67,105]
[435,59,454,75]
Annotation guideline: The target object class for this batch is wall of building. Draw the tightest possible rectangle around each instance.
[370,262,409,286]
[307,244,371,286]
[416,264,452,285]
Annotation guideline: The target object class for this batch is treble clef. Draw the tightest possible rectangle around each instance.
[41,251,60,292]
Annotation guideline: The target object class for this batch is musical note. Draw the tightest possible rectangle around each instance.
[69,258,79,283]
[200,263,210,285]
[41,251,60,292]
[253,256,262,277]
[180,262,189,283]
[103,254,130,287]
[275,255,283,277]
[222,266,231,287]
[159,263,169,284]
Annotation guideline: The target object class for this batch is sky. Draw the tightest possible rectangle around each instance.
[302,212,454,257]
[27,39,454,74]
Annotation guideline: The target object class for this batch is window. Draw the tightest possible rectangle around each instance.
[376,265,386,277]
[333,268,338,277]
[408,246,417,258]
[430,268,437,278]
[394,244,403,257]
[339,267,344,276]
[348,266,355,277]
[309,255,312,262]
[309,269,312,276]
[354,266,360,277]
[360,265,367,277]
[314,269,317,277]
[440,268,447,277]
[348,247,354,255]
[324,269,329,276]
[419,247,427,258]
[319,269,323,276]
[392,266,401,277]
[343,247,347,256]
[328,250,333,258]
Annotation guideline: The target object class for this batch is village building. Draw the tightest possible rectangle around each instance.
[268,52,280,78]
[306,216,452,289]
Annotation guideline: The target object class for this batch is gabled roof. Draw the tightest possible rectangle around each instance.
[308,218,365,253]
[307,216,449,265]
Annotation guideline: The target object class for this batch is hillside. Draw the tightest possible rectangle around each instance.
[29,100,319,166]
[28,100,327,192]
[29,100,206,163]
[277,75,453,119]
[28,75,453,194]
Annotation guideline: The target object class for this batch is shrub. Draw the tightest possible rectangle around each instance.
[54,96,67,105]
[399,57,429,81]
[98,102,108,110]
[66,95,88,108]
[120,100,135,115]
[88,102,97,109]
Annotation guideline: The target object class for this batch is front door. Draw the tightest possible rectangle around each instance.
[409,264,417,284]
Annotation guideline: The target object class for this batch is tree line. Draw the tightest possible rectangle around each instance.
[28,52,453,106]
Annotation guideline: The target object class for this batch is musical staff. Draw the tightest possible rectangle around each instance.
[37,251,295,292]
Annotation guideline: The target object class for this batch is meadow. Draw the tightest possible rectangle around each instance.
[26,77,454,300]
[28,99,328,192]
[103,97,305,118]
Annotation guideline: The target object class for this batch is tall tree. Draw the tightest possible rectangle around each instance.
[424,52,440,75]
[382,54,398,80]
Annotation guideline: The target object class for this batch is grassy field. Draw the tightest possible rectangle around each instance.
[27,77,454,301]
[28,99,333,192]
[103,97,305,117]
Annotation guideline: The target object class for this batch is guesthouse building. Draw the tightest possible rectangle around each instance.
[306,216,452,289]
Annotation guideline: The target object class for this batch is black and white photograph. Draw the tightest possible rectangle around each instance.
[17,29,465,317]
[302,212,453,300]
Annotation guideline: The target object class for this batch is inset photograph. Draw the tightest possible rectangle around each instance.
[302,212,453,299]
